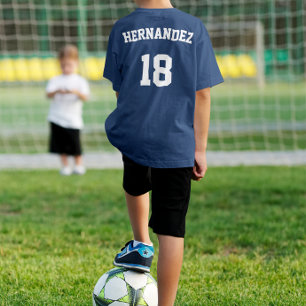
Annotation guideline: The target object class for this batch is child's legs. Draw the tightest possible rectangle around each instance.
[60,154,69,166]
[124,191,151,244]
[74,155,83,165]
[157,234,184,306]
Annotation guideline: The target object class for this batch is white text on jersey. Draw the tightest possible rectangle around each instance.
[122,28,194,44]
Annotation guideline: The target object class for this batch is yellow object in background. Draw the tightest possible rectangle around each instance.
[216,55,228,78]
[14,58,30,81]
[237,54,257,77]
[28,58,44,81]
[42,58,61,80]
[223,55,241,78]
[28,57,45,81]
[0,54,257,82]
[83,57,103,81]
[0,58,16,81]
[98,57,106,80]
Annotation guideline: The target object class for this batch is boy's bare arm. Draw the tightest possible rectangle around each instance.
[192,87,211,181]
[194,87,211,152]
[116,92,119,99]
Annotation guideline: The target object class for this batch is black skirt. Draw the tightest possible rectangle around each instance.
[49,122,82,156]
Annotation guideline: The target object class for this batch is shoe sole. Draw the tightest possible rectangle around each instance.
[113,260,150,273]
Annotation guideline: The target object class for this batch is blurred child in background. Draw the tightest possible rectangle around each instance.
[46,44,90,175]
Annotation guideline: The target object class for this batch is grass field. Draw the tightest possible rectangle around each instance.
[0,81,305,153]
[0,166,305,305]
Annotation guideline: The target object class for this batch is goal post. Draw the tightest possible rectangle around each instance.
[206,20,265,87]
[256,21,265,89]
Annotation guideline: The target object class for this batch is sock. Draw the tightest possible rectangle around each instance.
[133,240,153,247]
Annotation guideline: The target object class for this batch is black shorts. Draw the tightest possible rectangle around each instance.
[49,122,82,156]
[122,153,193,238]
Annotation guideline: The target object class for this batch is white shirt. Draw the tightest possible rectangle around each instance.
[46,74,90,129]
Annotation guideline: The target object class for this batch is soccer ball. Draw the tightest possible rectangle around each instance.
[93,267,158,306]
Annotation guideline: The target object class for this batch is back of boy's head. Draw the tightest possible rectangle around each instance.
[58,44,79,60]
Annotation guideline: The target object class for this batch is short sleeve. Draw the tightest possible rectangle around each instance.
[103,28,122,92]
[196,23,224,91]
[46,77,58,93]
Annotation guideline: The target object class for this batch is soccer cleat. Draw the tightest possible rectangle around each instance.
[113,240,154,273]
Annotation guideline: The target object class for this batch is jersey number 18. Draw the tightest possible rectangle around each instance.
[140,54,172,87]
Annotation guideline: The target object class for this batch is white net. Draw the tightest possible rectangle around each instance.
[0,0,305,158]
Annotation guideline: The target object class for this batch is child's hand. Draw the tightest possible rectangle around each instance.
[192,150,207,181]
[65,89,88,102]
[57,89,70,94]
[66,89,80,95]
[46,89,69,98]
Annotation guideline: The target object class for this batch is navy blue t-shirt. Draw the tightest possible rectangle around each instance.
[103,7,224,168]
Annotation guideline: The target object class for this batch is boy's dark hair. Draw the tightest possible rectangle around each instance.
[58,44,79,60]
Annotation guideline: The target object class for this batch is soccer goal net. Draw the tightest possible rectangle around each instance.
[0,0,305,157]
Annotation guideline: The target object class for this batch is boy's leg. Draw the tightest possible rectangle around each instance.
[124,190,152,245]
[113,154,154,272]
[157,234,184,306]
[149,166,193,305]
[113,190,154,272]
[122,153,152,244]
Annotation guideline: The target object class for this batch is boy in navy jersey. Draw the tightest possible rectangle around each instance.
[103,0,224,304]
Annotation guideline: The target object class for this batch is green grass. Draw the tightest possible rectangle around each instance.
[0,167,305,305]
[0,81,305,153]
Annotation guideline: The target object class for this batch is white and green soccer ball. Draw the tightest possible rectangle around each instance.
[93,267,158,306]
